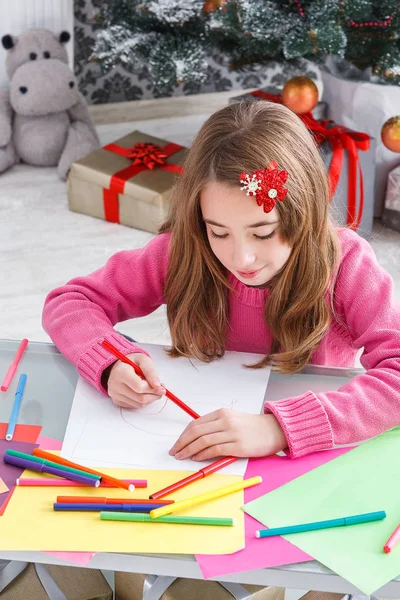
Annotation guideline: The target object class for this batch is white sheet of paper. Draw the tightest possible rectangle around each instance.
[62,344,271,476]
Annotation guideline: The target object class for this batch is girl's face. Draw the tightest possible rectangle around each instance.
[200,181,292,286]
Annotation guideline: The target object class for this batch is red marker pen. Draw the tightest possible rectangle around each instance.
[384,523,400,553]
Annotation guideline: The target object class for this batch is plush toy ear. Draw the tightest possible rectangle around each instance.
[59,31,70,44]
[2,34,15,50]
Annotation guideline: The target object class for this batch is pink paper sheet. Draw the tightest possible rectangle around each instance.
[37,436,62,450]
[45,551,95,566]
[196,447,352,579]
[38,436,94,566]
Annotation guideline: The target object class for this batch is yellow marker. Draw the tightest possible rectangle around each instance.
[150,475,262,519]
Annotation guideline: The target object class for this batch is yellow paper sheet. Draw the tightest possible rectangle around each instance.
[0,477,9,494]
[0,464,244,554]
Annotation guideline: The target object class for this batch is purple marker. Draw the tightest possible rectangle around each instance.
[3,454,100,487]
[53,502,167,512]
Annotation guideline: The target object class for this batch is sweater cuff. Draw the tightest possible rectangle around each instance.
[264,391,334,458]
[77,332,150,394]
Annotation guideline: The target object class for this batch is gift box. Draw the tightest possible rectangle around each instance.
[67,131,188,233]
[0,562,112,600]
[320,126,376,240]
[382,164,400,233]
[321,71,400,218]
[229,87,327,121]
[115,573,284,600]
[308,118,376,240]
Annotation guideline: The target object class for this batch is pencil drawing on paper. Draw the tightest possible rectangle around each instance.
[119,394,239,436]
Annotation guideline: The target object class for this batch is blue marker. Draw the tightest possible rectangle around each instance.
[255,511,386,538]
[53,502,167,512]
[6,373,27,441]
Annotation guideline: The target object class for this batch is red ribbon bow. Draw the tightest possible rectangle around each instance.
[102,141,184,223]
[300,115,370,231]
[250,90,370,230]
[124,143,169,169]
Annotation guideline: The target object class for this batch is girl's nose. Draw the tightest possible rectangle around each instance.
[233,243,256,270]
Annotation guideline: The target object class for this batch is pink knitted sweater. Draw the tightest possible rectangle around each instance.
[43,228,400,458]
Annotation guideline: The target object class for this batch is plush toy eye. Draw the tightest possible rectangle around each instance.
[69,81,75,88]
[29,52,37,60]
[43,51,50,59]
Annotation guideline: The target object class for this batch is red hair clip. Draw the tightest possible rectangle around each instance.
[239,160,288,213]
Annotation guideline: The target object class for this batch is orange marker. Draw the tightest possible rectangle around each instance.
[33,449,133,492]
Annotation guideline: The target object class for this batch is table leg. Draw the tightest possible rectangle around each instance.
[142,574,265,600]
[142,574,177,600]
[219,580,261,599]
[343,594,380,600]
[285,588,310,600]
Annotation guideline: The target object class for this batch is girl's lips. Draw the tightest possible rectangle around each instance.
[237,268,262,279]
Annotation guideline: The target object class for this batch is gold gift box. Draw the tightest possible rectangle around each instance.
[68,131,188,234]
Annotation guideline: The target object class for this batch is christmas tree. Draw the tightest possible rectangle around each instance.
[91,0,400,97]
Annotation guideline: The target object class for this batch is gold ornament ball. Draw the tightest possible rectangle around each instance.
[281,76,319,115]
[381,116,400,153]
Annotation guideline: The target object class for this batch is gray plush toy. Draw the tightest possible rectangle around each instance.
[0,28,99,179]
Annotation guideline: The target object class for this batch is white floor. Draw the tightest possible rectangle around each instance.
[0,114,399,347]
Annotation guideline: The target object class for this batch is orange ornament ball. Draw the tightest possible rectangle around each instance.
[203,0,226,12]
[381,116,400,153]
[281,76,319,115]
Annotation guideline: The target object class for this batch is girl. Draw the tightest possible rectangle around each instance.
[43,100,400,461]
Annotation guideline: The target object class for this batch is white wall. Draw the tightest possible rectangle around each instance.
[0,0,73,88]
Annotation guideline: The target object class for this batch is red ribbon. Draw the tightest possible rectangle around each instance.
[250,90,284,104]
[301,115,370,230]
[102,142,184,223]
[250,90,370,230]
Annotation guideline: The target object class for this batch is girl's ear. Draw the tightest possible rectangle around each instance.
[2,34,16,50]
[59,31,71,44]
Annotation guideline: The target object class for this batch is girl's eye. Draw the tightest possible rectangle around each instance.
[254,230,276,241]
[209,229,276,240]
[210,230,228,239]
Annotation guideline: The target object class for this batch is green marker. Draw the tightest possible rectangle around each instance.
[100,511,235,526]
[5,450,100,482]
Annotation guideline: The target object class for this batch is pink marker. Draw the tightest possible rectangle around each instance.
[1,339,29,392]
[384,523,400,553]
[16,478,147,488]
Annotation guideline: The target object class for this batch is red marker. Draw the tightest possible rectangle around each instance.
[101,340,239,499]
[150,456,238,499]
[384,523,400,553]
[101,340,200,420]
[56,496,174,505]
[1,338,28,392]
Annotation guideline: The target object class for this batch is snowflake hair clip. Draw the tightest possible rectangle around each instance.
[239,160,288,213]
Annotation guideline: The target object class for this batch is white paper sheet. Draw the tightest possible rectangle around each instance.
[62,344,271,476]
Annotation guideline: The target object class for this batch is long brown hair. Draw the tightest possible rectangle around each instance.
[160,101,340,373]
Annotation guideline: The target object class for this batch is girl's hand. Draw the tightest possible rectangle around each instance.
[169,410,287,461]
[107,353,165,408]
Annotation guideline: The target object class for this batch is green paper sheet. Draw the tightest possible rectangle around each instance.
[243,428,400,595]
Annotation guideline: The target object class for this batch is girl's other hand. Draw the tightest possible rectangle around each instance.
[169,410,287,460]
[107,353,165,408]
